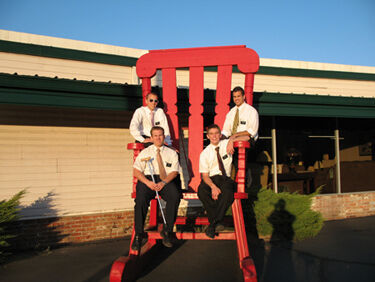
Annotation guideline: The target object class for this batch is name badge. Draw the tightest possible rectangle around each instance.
[222,154,228,160]
[155,121,160,125]
[240,121,246,125]
[166,162,172,167]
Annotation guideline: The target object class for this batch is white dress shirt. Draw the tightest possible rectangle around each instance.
[129,106,172,145]
[221,102,259,140]
[133,145,180,176]
[199,139,232,177]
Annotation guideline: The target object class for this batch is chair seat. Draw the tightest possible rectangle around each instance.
[131,191,248,199]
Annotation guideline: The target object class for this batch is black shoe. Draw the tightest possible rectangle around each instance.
[131,232,148,251]
[160,226,174,248]
[205,225,216,239]
[160,226,168,239]
[162,233,173,248]
[215,223,225,232]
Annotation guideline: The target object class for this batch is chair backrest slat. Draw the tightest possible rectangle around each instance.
[162,68,179,148]
[188,66,205,189]
[214,65,233,126]
[136,45,259,191]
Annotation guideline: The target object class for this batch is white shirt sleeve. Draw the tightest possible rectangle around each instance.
[245,106,259,140]
[221,110,233,138]
[133,149,146,172]
[199,150,210,173]
[158,109,172,146]
[129,108,145,142]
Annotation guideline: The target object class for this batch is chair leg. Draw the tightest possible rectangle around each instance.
[232,199,257,282]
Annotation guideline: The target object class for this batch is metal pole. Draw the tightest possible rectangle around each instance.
[271,117,278,193]
[334,128,341,194]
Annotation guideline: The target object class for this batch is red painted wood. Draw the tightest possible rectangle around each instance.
[215,65,232,127]
[232,199,250,265]
[182,192,247,200]
[147,230,236,240]
[242,258,258,282]
[127,143,144,196]
[142,78,151,106]
[234,141,250,193]
[244,73,255,106]
[149,199,158,228]
[118,45,260,282]
[136,45,259,78]
[109,256,130,282]
[188,66,204,190]
[162,68,179,149]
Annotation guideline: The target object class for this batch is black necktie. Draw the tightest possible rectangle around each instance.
[215,147,226,177]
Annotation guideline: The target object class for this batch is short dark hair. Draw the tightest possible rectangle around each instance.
[206,124,221,133]
[150,126,164,136]
[232,86,244,95]
[146,92,159,100]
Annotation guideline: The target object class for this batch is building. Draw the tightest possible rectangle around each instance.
[1,30,374,248]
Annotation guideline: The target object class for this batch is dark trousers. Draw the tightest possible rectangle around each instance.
[197,175,235,225]
[134,175,180,234]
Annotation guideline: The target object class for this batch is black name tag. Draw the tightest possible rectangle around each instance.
[240,121,246,125]
[222,154,228,160]
[166,162,172,167]
[155,121,160,125]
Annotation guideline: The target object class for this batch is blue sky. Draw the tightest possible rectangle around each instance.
[1,0,374,66]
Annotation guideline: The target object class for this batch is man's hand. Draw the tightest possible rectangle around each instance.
[146,180,158,191]
[226,139,235,155]
[143,138,152,143]
[211,185,221,200]
[155,181,166,191]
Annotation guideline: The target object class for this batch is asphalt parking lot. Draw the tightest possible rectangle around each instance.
[1,216,375,282]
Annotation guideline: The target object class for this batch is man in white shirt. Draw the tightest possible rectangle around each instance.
[132,126,180,250]
[222,86,259,153]
[221,86,259,186]
[198,124,248,238]
[130,92,172,147]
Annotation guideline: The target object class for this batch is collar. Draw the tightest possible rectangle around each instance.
[143,106,158,114]
[151,144,165,152]
[235,102,247,111]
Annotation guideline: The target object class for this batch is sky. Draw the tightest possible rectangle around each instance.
[0,0,374,67]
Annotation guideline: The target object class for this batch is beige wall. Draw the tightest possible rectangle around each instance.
[0,125,135,219]
[0,52,135,84]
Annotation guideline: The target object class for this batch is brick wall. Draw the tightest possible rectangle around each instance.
[7,191,375,250]
[312,191,375,220]
[8,210,134,250]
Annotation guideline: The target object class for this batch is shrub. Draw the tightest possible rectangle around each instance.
[0,190,26,259]
[252,188,323,241]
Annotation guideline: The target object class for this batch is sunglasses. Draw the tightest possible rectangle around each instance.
[149,99,158,103]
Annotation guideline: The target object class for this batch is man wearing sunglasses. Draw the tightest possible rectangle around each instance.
[130,92,172,147]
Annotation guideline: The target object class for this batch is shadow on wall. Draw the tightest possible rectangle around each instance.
[8,191,67,251]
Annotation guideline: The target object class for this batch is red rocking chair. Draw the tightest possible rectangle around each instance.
[110,45,259,282]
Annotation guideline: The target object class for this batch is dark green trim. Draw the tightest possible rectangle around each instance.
[254,92,375,118]
[1,73,375,118]
[257,66,375,81]
[0,73,142,110]
[0,40,138,67]
[1,39,375,81]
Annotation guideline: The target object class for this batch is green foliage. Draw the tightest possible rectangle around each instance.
[252,188,323,241]
[0,190,26,257]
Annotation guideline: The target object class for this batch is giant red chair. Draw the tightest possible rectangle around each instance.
[110,45,259,282]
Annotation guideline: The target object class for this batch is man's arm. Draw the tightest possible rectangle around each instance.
[226,134,251,155]
[201,173,221,200]
[129,109,146,143]
[133,168,158,190]
[155,171,178,191]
